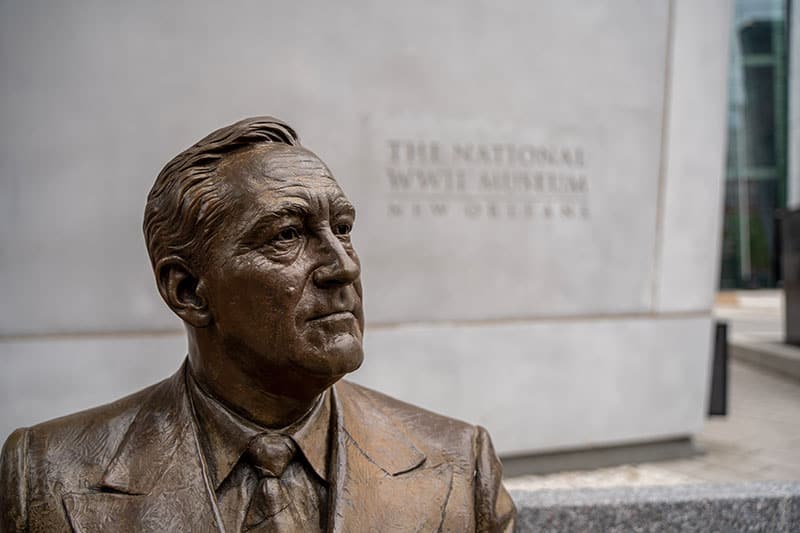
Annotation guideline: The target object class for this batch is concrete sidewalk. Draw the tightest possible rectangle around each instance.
[506,291,800,490]
[714,290,784,343]
[715,290,800,381]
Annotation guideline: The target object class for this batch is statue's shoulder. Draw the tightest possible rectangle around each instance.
[2,375,173,487]
[27,377,166,445]
[0,374,180,530]
[335,380,481,453]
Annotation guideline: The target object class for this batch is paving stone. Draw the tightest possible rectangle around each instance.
[511,482,800,533]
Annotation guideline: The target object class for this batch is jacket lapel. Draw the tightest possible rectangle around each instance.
[328,382,453,532]
[60,372,453,532]
[62,363,222,533]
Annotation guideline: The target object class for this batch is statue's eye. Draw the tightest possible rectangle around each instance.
[275,227,300,242]
[334,223,352,235]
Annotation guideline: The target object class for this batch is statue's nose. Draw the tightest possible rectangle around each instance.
[312,231,360,287]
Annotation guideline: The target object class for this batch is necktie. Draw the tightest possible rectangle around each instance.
[242,433,297,530]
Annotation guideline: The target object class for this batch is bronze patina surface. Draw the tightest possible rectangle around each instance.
[0,117,515,532]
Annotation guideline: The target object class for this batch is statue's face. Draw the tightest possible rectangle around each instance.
[200,144,364,389]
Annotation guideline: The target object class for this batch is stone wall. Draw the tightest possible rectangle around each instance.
[0,1,731,455]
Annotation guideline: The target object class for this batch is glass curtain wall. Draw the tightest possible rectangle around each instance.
[720,0,791,288]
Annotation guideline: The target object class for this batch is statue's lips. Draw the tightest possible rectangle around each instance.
[307,310,356,323]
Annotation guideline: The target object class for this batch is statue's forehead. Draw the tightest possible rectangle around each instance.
[218,143,334,189]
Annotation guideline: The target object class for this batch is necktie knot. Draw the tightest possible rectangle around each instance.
[244,433,296,478]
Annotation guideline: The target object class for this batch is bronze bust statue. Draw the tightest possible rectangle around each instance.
[0,117,515,532]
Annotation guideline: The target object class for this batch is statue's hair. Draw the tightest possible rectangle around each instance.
[143,116,299,269]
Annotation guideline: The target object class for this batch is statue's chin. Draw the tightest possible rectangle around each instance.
[296,333,364,379]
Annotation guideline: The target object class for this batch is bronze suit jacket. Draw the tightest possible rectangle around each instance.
[0,363,515,532]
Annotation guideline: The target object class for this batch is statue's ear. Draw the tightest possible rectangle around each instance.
[155,256,211,328]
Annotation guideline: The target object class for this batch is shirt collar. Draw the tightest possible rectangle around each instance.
[187,370,331,489]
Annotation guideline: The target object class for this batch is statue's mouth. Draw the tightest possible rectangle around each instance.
[307,310,355,323]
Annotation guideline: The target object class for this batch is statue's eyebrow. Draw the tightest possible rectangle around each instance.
[329,196,355,218]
